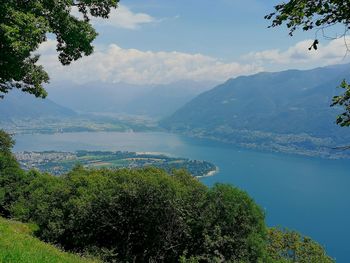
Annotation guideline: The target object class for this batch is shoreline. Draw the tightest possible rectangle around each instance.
[176,132,350,160]
[15,150,217,178]
[196,166,219,178]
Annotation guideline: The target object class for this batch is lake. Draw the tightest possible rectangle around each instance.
[14,131,350,262]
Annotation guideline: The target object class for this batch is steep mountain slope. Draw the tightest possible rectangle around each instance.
[161,64,350,157]
[0,90,75,121]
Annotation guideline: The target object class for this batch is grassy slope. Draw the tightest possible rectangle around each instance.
[0,217,99,263]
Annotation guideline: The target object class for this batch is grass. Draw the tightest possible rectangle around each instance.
[0,217,99,263]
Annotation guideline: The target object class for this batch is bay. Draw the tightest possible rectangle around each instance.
[14,131,350,263]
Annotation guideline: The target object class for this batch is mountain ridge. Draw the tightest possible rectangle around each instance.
[161,63,350,158]
[0,90,76,121]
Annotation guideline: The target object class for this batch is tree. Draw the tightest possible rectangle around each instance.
[265,1,350,37]
[0,130,14,153]
[267,228,335,263]
[0,0,118,98]
[331,79,350,126]
[266,0,350,127]
[0,130,34,218]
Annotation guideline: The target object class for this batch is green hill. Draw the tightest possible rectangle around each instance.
[0,217,99,263]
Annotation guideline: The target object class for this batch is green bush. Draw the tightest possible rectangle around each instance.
[18,167,267,262]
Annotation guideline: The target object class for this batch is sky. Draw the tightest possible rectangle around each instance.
[39,0,350,86]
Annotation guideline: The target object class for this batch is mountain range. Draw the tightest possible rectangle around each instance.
[161,64,350,157]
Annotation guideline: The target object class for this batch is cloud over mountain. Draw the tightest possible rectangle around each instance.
[36,36,350,86]
[37,40,262,85]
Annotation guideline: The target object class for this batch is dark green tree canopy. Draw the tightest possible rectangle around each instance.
[266,0,350,127]
[0,130,14,154]
[265,0,350,37]
[0,0,118,98]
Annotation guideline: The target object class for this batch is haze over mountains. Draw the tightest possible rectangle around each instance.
[0,80,216,134]
[0,90,75,121]
[45,80,217,118]
[3,63,350,157]
[1,79,216,122]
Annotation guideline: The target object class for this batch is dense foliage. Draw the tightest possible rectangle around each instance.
[266,0,350,128]
[267,228,334,263]
[12,167,266,262]
[0,130,334,262]
[0,130,31,217]
[331,80,350,126]
[0,0,118,98]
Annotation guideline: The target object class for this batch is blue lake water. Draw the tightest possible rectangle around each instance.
[14,131,350,262]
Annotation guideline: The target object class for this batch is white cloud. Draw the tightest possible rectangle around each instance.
[95,5,155,29]
[71,4,155,29]
[37,40,262,85]
[37,37,350,86]
[245,37,350,68]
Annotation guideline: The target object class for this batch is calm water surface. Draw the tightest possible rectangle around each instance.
[14,132,350,262]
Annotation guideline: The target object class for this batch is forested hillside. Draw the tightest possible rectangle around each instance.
[162,64,350,157]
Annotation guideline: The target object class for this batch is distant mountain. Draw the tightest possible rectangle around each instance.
[46,80,217,118]
[46,81,149,114]
[0,90,75,121]
[161,64,350,158]
[124,81,217,118]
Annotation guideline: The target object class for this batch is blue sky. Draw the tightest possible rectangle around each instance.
[94,0,300,59]
[39,0,350,86]
[94,0,320,58]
